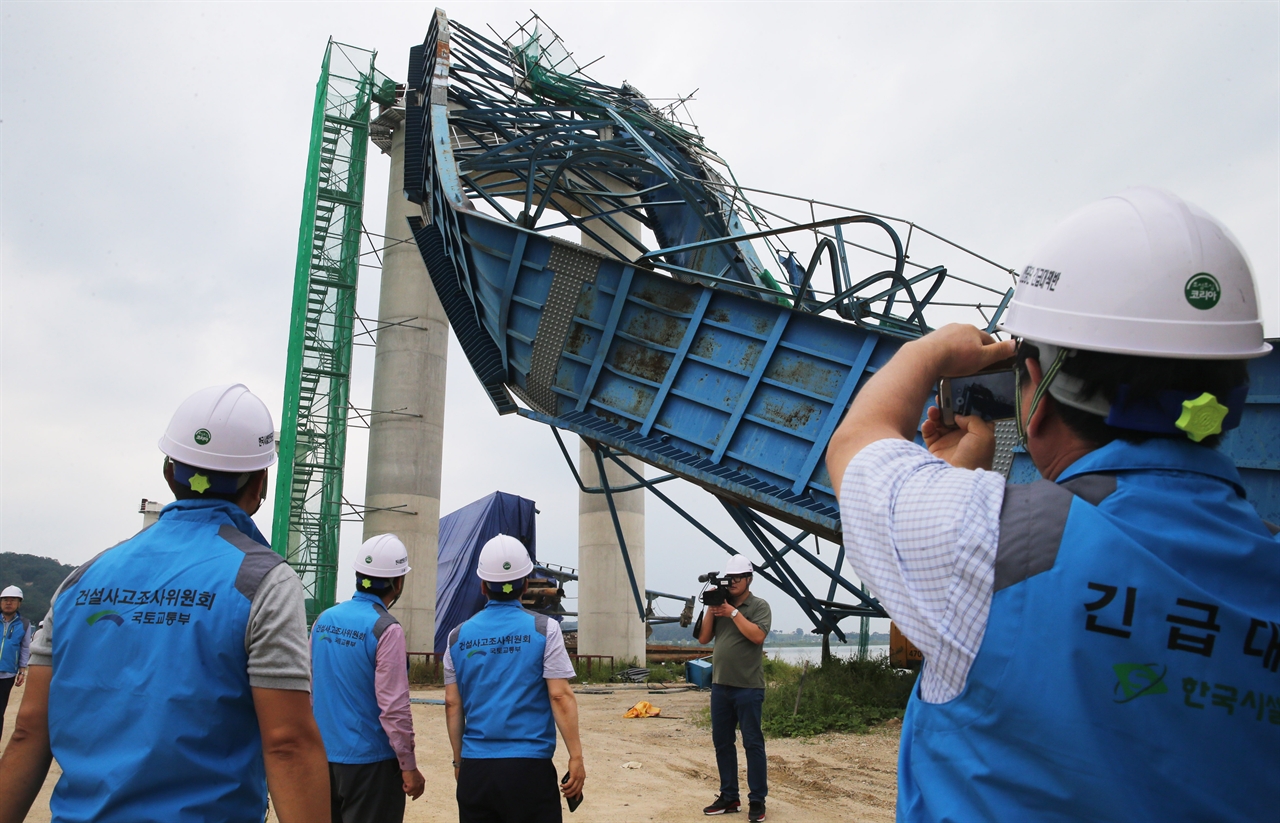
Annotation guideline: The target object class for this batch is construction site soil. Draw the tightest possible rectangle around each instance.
[4,684,900,821]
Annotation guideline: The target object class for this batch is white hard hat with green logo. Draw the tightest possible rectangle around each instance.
[999,186,1270,360]
[1000,188,1269,446]
[158,384,278,473]
[354,534,411,578]
[477,534,534,583]
[1,585,22,600]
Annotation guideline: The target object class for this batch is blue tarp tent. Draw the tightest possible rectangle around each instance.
[434,491,538,654]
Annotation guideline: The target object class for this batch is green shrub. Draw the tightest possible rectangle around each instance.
[645,661,683,683]
[761,655,916,738]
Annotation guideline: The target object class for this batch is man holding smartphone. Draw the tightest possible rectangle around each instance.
[444,535,585,823]
[696,555,771,822]
[825,188,1277,822]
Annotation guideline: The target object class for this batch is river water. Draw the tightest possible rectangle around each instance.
[764,644,889,665]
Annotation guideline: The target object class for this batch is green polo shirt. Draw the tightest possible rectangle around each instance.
[711,593,771,689]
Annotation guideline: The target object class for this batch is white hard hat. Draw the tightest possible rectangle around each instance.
[353,534,411,578]
[722,556,754,577]
[159,384,278,472]
[477,534,533,583]
[1,585,22,599]
[999,187,1271,360]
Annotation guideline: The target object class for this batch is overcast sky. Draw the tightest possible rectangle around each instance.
[3,2,1277,635]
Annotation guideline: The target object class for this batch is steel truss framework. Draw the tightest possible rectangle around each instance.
[556,430,877,642]
[404,9,1021,639]
[409,13,1015,347]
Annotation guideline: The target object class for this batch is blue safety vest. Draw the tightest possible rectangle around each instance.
[311,591,399,764]
[48,499,285,823]
[448,600,555,759]
[898,439,1280,822]
[0,612,28,674]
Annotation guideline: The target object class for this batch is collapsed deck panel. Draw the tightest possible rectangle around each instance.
[440,211,901,541]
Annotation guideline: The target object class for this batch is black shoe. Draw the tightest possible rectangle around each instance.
[748,801,766,822]
[703,795,741,815]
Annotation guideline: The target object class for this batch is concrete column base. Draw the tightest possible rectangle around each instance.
[362,115,448,656]
[577,441,647,665]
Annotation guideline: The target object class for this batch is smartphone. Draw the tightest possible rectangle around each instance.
[938,369,1017,426]
[561,771,583,813]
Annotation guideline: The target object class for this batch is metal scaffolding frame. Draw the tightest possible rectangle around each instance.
[273,40,396,624]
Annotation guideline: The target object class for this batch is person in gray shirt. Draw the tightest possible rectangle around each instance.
[695,555,771,822]
[0,384,327,823]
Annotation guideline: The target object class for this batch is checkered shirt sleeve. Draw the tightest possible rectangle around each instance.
[839,438,1007,702]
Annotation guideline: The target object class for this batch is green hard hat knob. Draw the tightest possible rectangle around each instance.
[1175,392,1229,443]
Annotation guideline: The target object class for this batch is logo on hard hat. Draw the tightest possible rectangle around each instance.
[503,561,512,570]
[365,555,373,564]
[1184,273,1221,310]
[193,428,212,446]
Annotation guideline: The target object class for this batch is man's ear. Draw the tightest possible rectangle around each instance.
[235,470,268,510]
[163,459,183,498]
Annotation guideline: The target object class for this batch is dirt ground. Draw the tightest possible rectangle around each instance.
[3,682,900,822]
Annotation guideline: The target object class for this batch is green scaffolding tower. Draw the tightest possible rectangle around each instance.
[273,40,395,624]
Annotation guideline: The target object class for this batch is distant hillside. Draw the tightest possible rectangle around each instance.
[649,621,703,644]
[0,553,78,623]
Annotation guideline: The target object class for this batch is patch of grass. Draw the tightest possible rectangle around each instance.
[761,656,916,739]
[409,660,443,685]
[571,657,641,684]
[646,661,683,683]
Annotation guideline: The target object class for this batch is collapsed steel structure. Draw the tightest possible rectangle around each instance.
[400,9,1019,640]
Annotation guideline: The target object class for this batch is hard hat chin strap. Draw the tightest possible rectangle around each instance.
[1015,345,1072,449]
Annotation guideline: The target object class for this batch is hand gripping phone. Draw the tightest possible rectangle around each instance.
[561,771,583,813]
[938,367,1017,426]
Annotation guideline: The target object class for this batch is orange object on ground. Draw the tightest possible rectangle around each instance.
[624,701,662,718]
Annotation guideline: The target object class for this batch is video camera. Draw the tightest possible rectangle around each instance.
[698,572,731,607]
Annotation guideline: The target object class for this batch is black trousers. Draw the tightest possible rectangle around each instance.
[457,757,562,823]
[0,676,14,735]
[330,758,405,823]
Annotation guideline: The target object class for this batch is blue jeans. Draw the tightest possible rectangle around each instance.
[711,684,767,803]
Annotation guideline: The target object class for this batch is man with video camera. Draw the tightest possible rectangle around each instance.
[695,555,772,822]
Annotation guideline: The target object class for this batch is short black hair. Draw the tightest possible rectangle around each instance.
[1017,343,1249,449]
[484,578,526,602]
